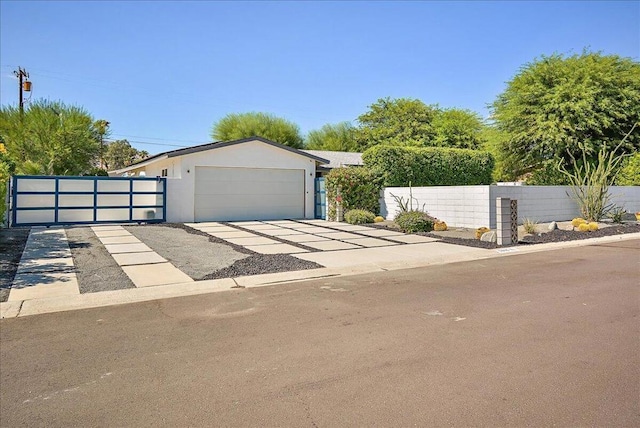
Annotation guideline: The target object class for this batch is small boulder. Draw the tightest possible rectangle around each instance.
[480,231,497,243]
[548,221,558,231]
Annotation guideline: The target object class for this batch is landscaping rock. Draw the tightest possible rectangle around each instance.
[480,231,497,243]
[548,221,558,231]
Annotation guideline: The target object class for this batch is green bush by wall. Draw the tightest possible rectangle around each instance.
[362,145,494,187]
[325,167,382,221]
[616,153,640,186]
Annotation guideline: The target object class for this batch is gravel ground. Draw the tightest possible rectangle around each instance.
[127,224,322,280]
[0,228,30,302]
[66,227,136,293]
[367,220,640,249]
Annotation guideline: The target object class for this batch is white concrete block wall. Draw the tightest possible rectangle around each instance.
[380,185,640,229]
[381,186,491,228]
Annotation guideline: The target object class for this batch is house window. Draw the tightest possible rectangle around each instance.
[161,168,168,177]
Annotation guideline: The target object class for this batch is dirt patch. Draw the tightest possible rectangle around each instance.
[66,227,136,293]
[0,228,30,302]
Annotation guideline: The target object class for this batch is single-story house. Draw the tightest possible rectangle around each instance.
[110,137,329,223]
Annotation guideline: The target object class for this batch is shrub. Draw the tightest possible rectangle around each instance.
[616,153,640,186]
[345,209,375,225]
[325,167,382,221]
[395,210,434,233]
[558,134,631,221]
[362,145,494,187]
[374,216,384,223]
[609,206,627,224]
[475,227,490,239]
[522,218,538,234]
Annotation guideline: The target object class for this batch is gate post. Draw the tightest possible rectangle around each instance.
[496,197,518,246]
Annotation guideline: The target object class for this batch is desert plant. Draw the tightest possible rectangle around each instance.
[345,209,376,225]
[588,222,599,231]
[475,227,490,239]
[558,124,636,221]
[433,220,448,231]
[395,210,434,233]
[577,223,590,232]
[522,218,538,234]
[571,217,587,228]
[389,182,425,214]
[374,216,384,223]
[609,206,627,224]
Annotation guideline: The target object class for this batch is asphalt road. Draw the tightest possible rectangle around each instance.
[1,240,638,427]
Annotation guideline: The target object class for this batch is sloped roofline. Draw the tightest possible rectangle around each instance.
[111,136,329,174]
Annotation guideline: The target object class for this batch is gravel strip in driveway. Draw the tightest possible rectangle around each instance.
[0,228,30,302]
[125,224,249,280]
[66,227,136,293]
[126,224,323,280]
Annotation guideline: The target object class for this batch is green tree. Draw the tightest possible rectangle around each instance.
[305,122,358,151]
[432,108,485,149]
[491,51,640,183]
[0,99,100,175]
[104,139,149,170]
[211,112,304,148]
[353,97,438,151]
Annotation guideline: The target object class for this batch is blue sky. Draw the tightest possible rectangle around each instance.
[1,1,638,154]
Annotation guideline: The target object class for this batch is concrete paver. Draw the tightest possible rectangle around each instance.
[316,231,364,240]
[20,247,71,259]
[354,228,405,237]
[195,226,239,233]
[302,240,362,251]
[9,273,79,301]
[257,229,305,237]
[111,252,167,266]
[238,224,284,231]
[206,230,257,239]
[263,220,302,227]
[274,234,330,243]
[90,225,127,231]
[184,222,224,228]
[8,227,80,302]
[342,237,398,248]
[244,243,309,254]
[98,235,141,245]
[386,234,439,244]
[327,224,377,231]
[226,236,280,246]
[104,243,153,254]
[16,257,75,274]
[293,226,339,234]
[121,263,193,287]
[92,229,131,238]
[228,221,264,226]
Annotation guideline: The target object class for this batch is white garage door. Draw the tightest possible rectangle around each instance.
[194,167,305,221]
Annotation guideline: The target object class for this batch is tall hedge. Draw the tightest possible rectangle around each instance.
[362,145,494,186]
[325,167,382,221]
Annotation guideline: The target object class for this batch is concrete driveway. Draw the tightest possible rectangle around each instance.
[1,240,638,427]
[186,219,436,254]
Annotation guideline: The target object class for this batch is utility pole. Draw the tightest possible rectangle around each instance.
[13,67,31,114]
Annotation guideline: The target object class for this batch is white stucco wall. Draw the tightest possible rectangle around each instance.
[161,140,317,223]
[381,185,640,229]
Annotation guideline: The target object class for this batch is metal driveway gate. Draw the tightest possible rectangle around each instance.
[10,175,166,227]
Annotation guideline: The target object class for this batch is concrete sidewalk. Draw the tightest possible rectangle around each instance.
[2,232,638,319]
